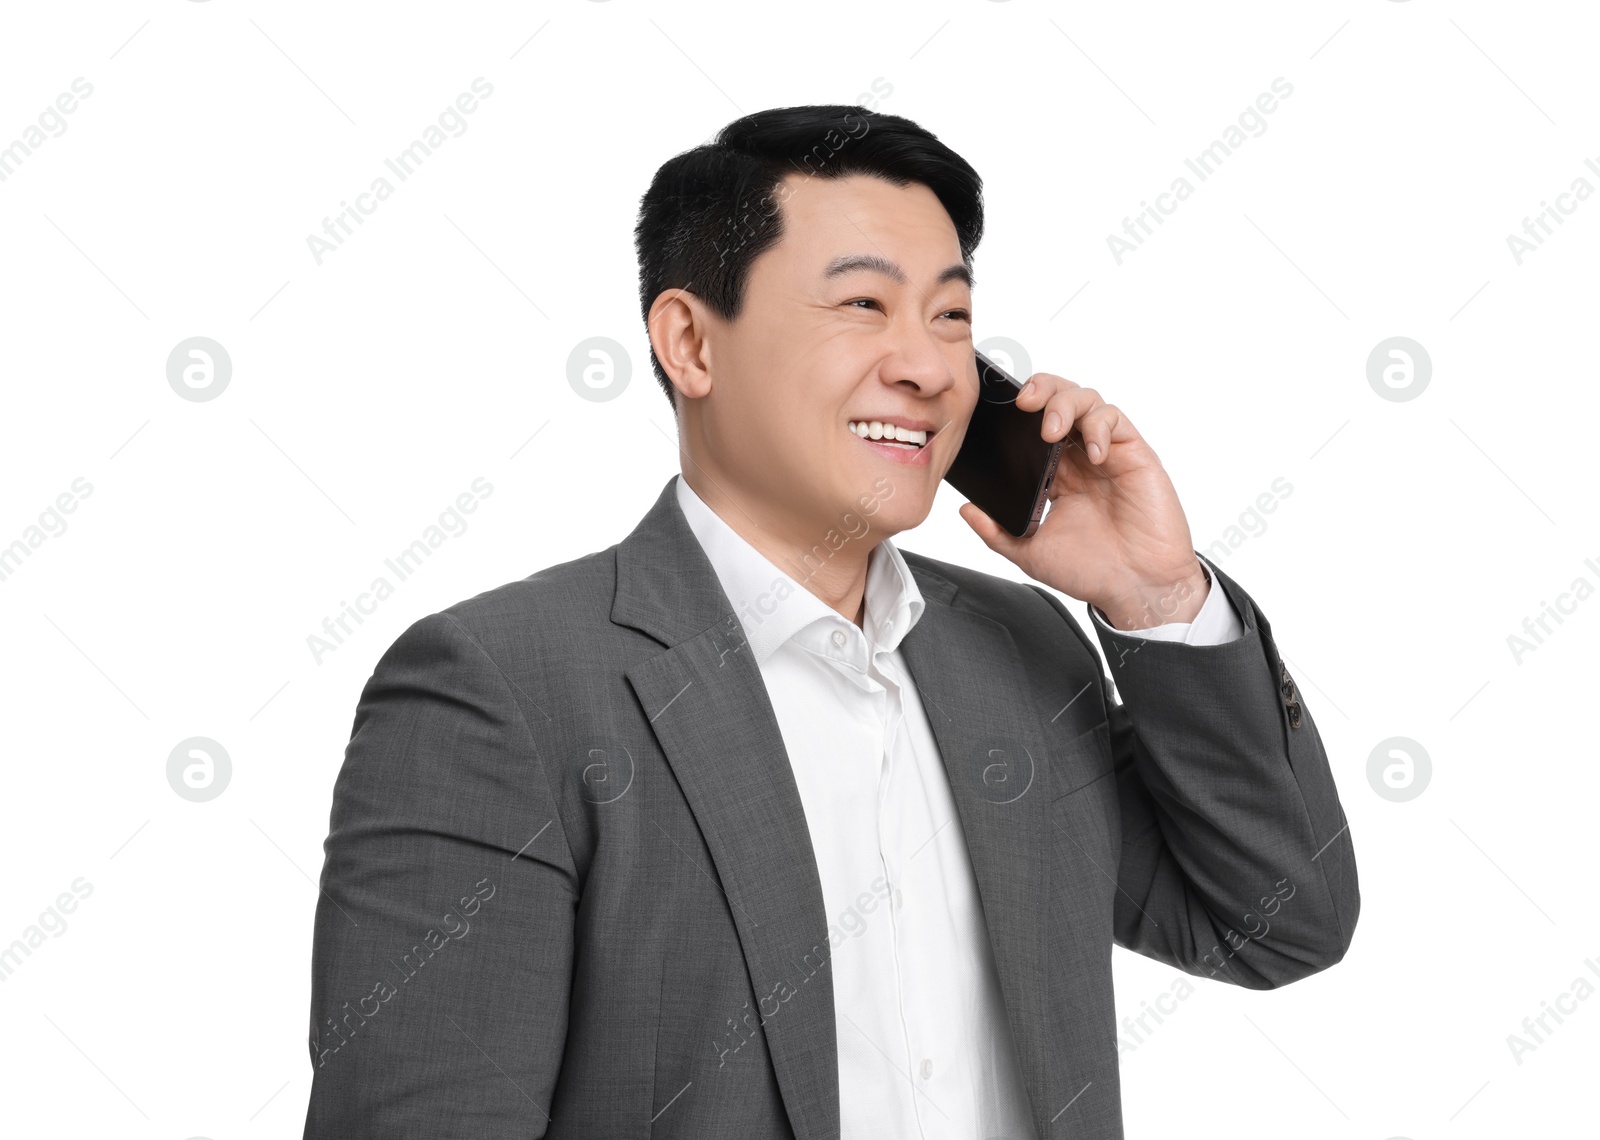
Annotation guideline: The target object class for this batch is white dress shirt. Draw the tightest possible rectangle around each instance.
[673,475,1241,1138]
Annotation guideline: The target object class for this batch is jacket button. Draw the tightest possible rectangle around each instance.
[1280,679,1296,702]
[1287,701,1303,729]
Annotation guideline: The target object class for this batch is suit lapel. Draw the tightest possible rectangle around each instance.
[897,565,1051,1137]
[612,479,1053,1139]
[614,479,839,1140]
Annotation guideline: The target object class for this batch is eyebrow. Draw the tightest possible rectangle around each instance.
[823,253,973,289]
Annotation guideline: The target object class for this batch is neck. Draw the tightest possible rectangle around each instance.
[681,467,877,629]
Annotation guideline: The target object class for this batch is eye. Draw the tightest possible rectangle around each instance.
[845,298,883,311]
[940,308,971,322]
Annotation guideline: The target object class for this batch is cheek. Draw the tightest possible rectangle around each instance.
[722,321,883,460]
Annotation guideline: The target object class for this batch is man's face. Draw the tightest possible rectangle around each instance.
[695,172,977,540]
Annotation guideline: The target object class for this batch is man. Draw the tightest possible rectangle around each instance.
[302,105,1358,1139]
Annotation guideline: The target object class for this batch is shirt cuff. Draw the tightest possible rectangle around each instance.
[1088,554,1244,645]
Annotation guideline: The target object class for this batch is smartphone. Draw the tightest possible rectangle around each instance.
[943,349,1063,538]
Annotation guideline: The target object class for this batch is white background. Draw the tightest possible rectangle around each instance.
[1,1,1596,1136]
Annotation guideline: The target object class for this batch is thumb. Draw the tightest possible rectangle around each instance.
[959,502,1025,561]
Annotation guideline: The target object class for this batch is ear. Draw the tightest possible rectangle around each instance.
[646,287,717,403]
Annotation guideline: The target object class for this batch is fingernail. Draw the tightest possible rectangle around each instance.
[1044,412,1060,436]
[1088,441,1101,461]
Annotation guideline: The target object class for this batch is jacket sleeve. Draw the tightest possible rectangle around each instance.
[302,611,576,1138]
[1033,558,1359,988]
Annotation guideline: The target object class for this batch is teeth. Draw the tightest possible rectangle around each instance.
[849,421,927,447]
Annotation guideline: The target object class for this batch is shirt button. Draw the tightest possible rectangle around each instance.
[919,1059,933,1080]
[831,630,846,647]
[893,888,903,911]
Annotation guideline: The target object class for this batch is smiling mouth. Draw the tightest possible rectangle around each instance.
[848,420,929,449]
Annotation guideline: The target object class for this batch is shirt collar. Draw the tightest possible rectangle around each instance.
[673,474,925,665]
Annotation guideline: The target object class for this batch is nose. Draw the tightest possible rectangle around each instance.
[879,313,959,396]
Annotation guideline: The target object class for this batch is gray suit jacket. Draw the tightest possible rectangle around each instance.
[302,476,1358,1139]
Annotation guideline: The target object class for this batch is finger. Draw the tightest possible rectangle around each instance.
[1076,402,1125,463]
[1014,374,1122,457]
[1040,386,1104,445]
[1015,372,1077,412]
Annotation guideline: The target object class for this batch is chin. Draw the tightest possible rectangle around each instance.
[831,465,933,537]
[862,494,932,540]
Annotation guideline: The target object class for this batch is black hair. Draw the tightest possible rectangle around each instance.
[633,104,984,408]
